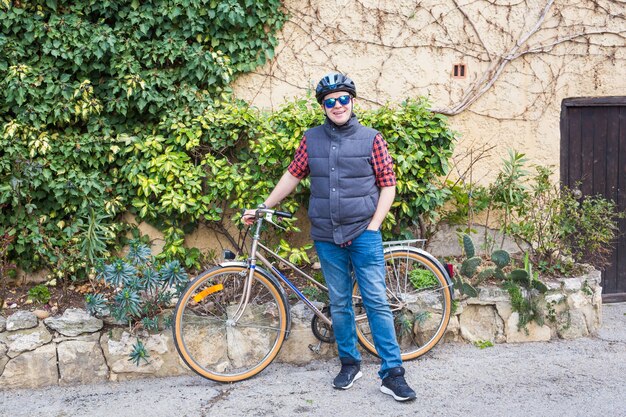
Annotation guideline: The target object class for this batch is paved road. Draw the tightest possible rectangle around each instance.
[1,303,625,417]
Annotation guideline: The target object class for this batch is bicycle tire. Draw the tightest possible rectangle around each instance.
[172,265,288,382]
[353,249,452,361]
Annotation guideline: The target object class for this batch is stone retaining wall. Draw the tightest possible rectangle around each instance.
[0,270,602,390]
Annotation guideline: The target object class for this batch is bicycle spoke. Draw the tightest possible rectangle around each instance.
[354,250,452,361]
[173,266,287,382]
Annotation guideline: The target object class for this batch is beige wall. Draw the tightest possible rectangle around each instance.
[183,1,626,257]
[232,0,626,182]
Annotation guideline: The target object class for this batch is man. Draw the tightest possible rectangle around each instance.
[243,73,416,402]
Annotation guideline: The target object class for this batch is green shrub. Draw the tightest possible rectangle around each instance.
[409,268,439,290]
[0,0,286,275]
[27,284,51,304]
[507,166,624,273]
[445,150,623,275]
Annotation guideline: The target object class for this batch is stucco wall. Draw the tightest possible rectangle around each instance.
[231,0,626,182]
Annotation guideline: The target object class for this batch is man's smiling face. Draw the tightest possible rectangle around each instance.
[322,91,353,126]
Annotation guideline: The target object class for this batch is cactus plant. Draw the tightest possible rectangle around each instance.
[452,276,478,298]
[460,257,482,278]
[462,233,475,258]
[494,268,507,280]
[509,269,529,283]
[531,280,548,293]
[460,234,511,282]
[476,268,496,283]
[491,250,510,269]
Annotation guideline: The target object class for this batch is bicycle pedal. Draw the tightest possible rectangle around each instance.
[308,342,322,354]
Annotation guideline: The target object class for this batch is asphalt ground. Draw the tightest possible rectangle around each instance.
[1,302,624,417]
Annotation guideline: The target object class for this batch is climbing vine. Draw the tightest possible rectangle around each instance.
[234,0,626,120]
[0,1,457,282]
[0,0,286,275]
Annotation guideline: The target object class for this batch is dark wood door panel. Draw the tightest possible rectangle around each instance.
[561,97,626,302]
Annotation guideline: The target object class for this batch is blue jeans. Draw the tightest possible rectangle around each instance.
[315,230,402,379]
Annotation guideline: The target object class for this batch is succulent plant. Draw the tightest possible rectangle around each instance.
[509,269,529,283]
[461,256,482,278]
[491,250,511,269]
[462,233,475,258]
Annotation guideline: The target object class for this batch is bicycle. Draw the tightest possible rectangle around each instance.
[172,207,454,382]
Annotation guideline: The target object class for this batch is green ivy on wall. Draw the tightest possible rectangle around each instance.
[0,0,286,275]
[0,1,456,280]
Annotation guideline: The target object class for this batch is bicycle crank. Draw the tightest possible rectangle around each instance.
[311,306,335,344]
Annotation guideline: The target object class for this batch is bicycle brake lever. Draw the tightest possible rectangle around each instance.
[265,212,287,231]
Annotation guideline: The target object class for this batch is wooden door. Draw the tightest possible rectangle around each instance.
[560,97,626,303]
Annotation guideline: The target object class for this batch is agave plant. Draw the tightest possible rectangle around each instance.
[112,288,142,322]
[140,268,161,293]
[104,259,137,287]
[127,240,152,266]
[84,293,108,316]
[128,339,150,366]
[85,235,192,366]
[159,260,188,288]
[141,316,159,332]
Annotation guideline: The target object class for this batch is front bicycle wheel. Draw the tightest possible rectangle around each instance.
[173,266,288,382]
[354,250,452,361]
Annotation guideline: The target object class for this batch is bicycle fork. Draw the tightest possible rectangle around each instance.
[230,217,265,325]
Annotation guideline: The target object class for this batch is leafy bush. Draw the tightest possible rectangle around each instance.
[1,3,456,280]
[126,97,456,249]
[506,166,624,273]
[444,150,623,275]
[409,268,439,290]
[277,240,313,266]
[27,283,51,304]
[0,0,286,276]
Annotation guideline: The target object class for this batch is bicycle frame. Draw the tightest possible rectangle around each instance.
[231,208,454,336]
[231,209,336,329]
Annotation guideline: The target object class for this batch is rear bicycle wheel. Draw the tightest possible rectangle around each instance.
[172,266,288,382]
[354,250,452,360]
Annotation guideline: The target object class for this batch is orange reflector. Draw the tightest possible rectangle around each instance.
[193,284,224,302]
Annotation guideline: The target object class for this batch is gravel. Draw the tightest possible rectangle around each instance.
[1,303,624,417]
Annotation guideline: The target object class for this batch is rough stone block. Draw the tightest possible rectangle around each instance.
[6,310,38,331]
[0,341,8,375]
[459,305,505,343]
[505,312,551,343]
[101,328,190,382]
[580,304,601,335]
[0,316,6,332]
[443,315,460,342]
[53,332,101,344]
[1,322,53,358]
[58,340,108,385]
[278,314,335,364]
[476,287,510,304]
[568,292,590,309]
[0,344,58,389]
[44,308,103,336]
[558,310,589,339]
[562,277,583,292]
[494,302,513,322]
[545,293,566,304]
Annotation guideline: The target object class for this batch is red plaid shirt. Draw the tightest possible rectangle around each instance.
[287,133,396,187]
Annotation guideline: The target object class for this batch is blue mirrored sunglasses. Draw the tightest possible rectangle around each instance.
[323,95,351,109]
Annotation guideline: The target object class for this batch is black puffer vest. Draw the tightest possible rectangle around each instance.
[306,115,379,244]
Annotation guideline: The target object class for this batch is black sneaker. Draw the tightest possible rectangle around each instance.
[380,367,416,401]
[332,361,362,390]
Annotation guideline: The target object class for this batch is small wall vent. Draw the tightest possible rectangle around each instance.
[452,64,467,79]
